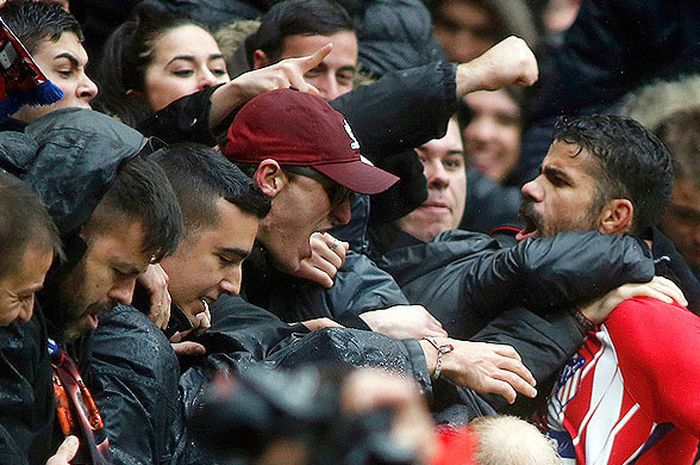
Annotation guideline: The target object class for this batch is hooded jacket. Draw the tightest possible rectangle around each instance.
[0,108,153,465]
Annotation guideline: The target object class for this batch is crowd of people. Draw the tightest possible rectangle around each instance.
[0,0,698,464]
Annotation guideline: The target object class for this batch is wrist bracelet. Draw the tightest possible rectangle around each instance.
[423,336,454,380]
[571,308,598,336]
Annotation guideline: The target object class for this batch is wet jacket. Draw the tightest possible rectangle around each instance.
[89,307,185,465]
[0,109,151,465]
[241,245,407,327]
[375,229,655,339]
[0,311,55,465]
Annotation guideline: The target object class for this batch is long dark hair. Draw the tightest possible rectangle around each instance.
[92,4,202,127]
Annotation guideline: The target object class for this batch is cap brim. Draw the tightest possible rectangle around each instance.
[315,160,399,195]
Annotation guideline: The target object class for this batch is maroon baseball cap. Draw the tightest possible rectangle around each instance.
[221,88,399,195]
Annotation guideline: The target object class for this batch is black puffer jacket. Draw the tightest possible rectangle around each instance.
[375,229,655,339]
[352,0,446,77]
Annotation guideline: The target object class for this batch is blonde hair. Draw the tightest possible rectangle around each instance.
[471,416,560,465]
[618,74,700,131]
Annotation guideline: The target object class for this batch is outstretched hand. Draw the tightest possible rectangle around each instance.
[209,44,333,127]
[580,275,688,324]
[230,43,332,100]
[421,338,537,404]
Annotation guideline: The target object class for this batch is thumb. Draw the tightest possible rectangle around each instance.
[50,436,79,464]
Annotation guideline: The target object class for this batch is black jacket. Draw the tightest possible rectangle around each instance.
[89,307,186,465]
[0,311,55,465]
[375,229,655,339]
[0,109,152,465]
[241,245,407,328]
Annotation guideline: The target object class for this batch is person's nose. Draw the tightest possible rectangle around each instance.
[329,199,352,226]
[521,177,544,202]
[318,75,342,101]
[197,68,218,91]
[78,72,99,102]
[465,116,497,146]
[426,159,450,189]
[16,299,34,323]
[219,267,242,296]
[107,278,137,305]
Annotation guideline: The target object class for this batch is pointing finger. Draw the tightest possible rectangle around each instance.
[298,43,333,73]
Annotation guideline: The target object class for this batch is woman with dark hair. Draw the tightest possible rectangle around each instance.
[94,4,328,142]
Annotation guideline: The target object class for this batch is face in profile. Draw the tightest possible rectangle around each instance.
[142,24,230,112]
[162,198,259,319]
[52,218,151,340]
[463,90,522,183]
[256,164,352,275]
[396,119,466,242]
[518,140,603,240]
[13,31,98,122]
[0,239,54,326]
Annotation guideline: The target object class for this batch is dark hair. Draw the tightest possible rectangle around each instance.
[94,155,183,261]
[0,0,84,54]
[654,107,700,187]
[244,0,354,67]
[0,171,62,279]
[426,0,538,52]
[153,143,270,236]
[93,4,201,127]
[553,114,673,235]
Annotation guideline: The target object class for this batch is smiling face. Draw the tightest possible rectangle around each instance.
[517,140,604,240]
[162,198,259,318]
[142,24,230,112]
[396,119,466,242]
[463,90,521,183]
[13,31,98,122]
[52,217,151,340]
[0,240,54,326]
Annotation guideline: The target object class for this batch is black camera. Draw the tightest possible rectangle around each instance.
[188,365,418,465]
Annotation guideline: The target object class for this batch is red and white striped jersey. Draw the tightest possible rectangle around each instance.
[541,297,700,464]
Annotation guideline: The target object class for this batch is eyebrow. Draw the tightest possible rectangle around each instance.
[54,52,80,67]
[446,149,464,156]
[543,165,572,182]
[167,54,225,66]
[216,247,250,260]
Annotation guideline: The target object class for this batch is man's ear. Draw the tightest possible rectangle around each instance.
[254,159,286,198]
[252,50,271,70]
[598,198,634,234]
